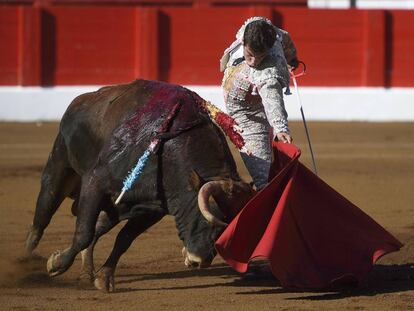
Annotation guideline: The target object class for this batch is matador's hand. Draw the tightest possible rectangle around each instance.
[275,132,293,144]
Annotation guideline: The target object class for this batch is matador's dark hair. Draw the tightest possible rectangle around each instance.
[243,20,277,53]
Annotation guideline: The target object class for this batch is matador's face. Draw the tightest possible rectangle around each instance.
[243,44,269,68]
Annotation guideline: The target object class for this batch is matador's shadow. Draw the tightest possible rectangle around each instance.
[234,263,414,299]
[115,261,414,298]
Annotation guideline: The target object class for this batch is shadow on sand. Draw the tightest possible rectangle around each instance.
[283,264,414,301]
[114,262,414,298]
[7,255,414,299]
[113,262,279,293]
[235,263,414,300]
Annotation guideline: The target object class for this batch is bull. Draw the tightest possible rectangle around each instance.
[24,79,255,292]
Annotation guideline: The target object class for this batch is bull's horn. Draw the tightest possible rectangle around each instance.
[198,181,228,228]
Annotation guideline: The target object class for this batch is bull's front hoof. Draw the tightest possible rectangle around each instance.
[47,249,71,277]
[94,267,115,293]
[25,226,42,255]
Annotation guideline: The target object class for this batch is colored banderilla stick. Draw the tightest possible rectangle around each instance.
[114,103,182,205]
[200,100,247,152]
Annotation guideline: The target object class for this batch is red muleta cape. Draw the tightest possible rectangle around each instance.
[215,142,403,289]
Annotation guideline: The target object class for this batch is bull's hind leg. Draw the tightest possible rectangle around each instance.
[79,208,120,285]
[46,171,104,277]
[26,133,80,255]
[94,204,166,292]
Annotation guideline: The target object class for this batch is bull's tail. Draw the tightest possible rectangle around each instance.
[25,132,80,255]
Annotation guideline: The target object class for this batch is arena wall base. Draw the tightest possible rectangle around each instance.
[1,86,414,122]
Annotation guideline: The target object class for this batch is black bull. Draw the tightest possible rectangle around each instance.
[25,80,255,292]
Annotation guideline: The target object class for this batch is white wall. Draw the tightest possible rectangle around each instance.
[308,0,351,9]
[308,0,414,9]
[1,86,414,122]
[357,0,414,9]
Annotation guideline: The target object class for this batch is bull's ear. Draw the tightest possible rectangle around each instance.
[187,169,205,191]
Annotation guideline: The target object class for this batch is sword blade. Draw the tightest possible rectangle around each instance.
[292,76,318,175]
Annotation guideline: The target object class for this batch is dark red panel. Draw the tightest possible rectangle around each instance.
[360,10,386,87]
[389,10,414,87]
[19,7,42,86]
[135,7,160,80]
[0,7,19,85]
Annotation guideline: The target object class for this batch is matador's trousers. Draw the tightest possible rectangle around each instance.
[223,64,284,190]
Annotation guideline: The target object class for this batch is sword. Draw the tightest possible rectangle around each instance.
[290,62,318,175]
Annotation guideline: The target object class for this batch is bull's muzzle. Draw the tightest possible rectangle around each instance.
[182,247,212,269]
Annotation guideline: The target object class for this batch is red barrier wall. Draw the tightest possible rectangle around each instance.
[42,6,137,85]
[391,10,414,86]
[0,7,19,85]
[0,4,413,87]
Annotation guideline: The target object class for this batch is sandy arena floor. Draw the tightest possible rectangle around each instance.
[0,121,413,310]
